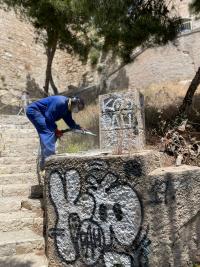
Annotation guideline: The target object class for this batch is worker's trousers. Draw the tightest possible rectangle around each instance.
[26,106,56,170]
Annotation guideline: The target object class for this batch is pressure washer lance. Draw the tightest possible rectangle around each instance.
[61,128,97,136]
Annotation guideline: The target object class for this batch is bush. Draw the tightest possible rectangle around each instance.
[89,48,100,65]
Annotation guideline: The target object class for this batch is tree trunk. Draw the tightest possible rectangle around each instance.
[50,72,58,94]
[44,35,58,95]
[179,67,200,114]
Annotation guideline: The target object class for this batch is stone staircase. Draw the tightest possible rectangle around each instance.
[0,115,48,267]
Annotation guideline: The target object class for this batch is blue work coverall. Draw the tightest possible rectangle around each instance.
[26,96,80,166]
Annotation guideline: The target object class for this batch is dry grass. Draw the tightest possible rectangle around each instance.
[57,80,200,152]
[143,81,200,145]
[56,104,99,153]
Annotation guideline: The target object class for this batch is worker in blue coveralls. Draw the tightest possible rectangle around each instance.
[26,95,85,170]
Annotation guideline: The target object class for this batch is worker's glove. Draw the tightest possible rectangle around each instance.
[80,127,87,134]
[55,129,63,138]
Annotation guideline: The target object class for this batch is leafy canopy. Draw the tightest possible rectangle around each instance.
[0,0,90,59]
[72,0,181,62]
[190,0,200,14]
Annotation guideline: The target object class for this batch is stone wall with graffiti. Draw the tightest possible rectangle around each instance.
[45,152,200,267]
[99,91,145,153]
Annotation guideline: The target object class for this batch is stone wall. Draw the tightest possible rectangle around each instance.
[106,30,200,93]
[44,151,200,267]
[1,0,200,113]
[0,9,88,112]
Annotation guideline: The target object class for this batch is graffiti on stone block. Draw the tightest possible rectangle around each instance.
[48,161,150,266]
[102,96,136,113]
[101,96,139,133]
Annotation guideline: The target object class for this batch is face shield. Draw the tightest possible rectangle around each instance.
[72,106,79,113]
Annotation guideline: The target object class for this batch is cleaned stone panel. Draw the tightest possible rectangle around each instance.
[99,90,145,153]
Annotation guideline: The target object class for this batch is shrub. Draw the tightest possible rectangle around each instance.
[89,48,100,65]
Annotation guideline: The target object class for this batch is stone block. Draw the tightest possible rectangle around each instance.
[45,153,200,267]
[146,165,200,267]
[0,197,22,213]
[99,90,145,153]
[21,199,44,212]
[0,229,44,257]
[0,173,38,185]
[44,150,163,267]
[0,253,48,267]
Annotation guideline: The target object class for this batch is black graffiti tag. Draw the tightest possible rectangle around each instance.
[49,161,149,267]
[78,219,104,265]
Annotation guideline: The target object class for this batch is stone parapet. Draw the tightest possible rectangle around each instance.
[45,152,200,267]
[44,150,163,267]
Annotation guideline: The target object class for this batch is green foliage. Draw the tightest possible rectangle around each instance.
[0,0,90,59]
[65,143,85,154]
[89,48,100,65]
[73,0,181,62]
[190,0,200,14]
[0,0,181,70]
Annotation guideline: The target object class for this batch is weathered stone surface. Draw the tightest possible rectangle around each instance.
[45,152,200,267]
[0,253,48,267]
[146,165,200,267]
[21,199,44,212]
[0,115,46,264]
[0,164,37,175]
[44,150,162,267]
[99,90,145,153]
[0,230,45,257]
[0,173,39,185]
[0,9,89,114]
[0,210,43,233]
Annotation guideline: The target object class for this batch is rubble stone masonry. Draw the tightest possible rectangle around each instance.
[0,9,87,110]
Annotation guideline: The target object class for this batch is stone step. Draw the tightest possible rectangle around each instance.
[21,198,44,212]
[0,210,43,233]
[1,138,39,146]
[0,197,22,213]
[0,229,45,257]
[0,164,37,175]
[0,253,48,267]
[0,156,37,166]
[0,124,34,130]
[0,173,39,185]
[0,197,43,214]
[0,115,30,125]
[0,184,43,198]
[2,143,39,151]
[0,150,38,157]
[0,128,37,137]
[0,156,37,165]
